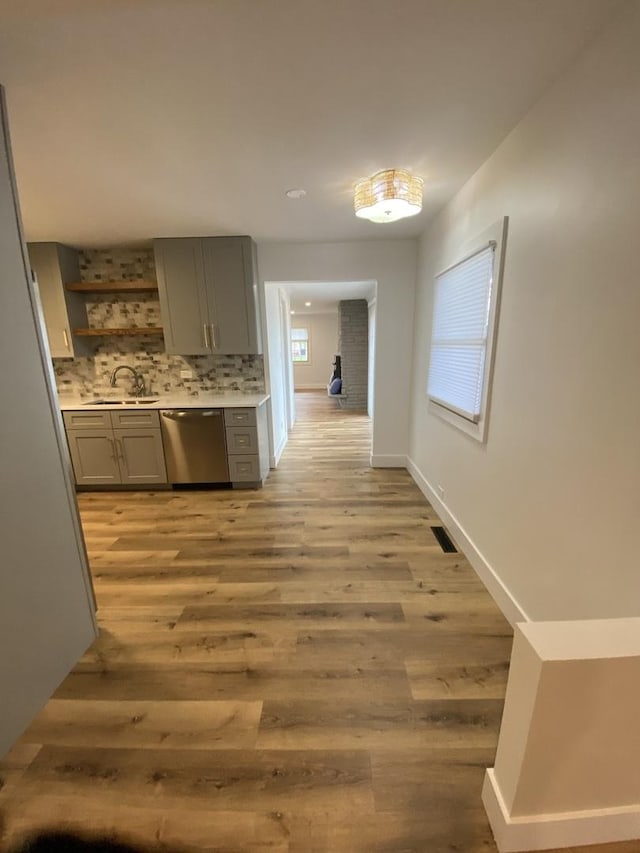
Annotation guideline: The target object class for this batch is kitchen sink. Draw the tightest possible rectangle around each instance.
[83,399,159,405]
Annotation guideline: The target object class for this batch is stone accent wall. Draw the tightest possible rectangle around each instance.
[338,299,368,410]
[53,248,265,399]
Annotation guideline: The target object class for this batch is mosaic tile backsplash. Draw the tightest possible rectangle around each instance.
[53,248,265,398]
[84,294,162,330]
[79,248,156,283]
[81,247,161,331]
[54,344,265,398]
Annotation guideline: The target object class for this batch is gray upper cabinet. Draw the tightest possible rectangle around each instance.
[153,238,209,355]
[27,242,90,358]
[154,236,261,355]
[201,237,260,354]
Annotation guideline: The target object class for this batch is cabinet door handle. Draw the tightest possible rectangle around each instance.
[210,324,217,350]
[108,438,116,461]
[115,439,124,461]
[63,328,70,350]
[203,323,210,349]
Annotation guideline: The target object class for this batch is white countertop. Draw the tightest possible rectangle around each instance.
[58,393,269,411]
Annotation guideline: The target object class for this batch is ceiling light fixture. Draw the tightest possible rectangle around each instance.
[305,301,311,307]
[354,169,423,223]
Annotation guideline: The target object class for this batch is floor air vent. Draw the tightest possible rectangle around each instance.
[431,526,458,553]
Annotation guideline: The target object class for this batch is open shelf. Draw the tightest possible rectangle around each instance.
[66,280,158,293]
[73,327,164,337]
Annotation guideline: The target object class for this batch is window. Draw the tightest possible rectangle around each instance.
[427,218,507,441]
[291,326,310,363]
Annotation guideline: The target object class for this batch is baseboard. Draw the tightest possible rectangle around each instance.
[271,432,287,468]
[370,454,407,468]
[406,457,529,627]
[482,770,640,852]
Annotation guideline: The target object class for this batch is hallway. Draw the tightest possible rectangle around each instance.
[3,393,513,851]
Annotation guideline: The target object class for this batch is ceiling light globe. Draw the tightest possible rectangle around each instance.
[354,169,423,223]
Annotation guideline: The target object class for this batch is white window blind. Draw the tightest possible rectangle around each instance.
[427,243,496,423]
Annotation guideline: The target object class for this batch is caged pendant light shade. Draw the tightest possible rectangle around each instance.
[354,169,423,223]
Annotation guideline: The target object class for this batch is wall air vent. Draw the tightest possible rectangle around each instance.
[430,526,458,553]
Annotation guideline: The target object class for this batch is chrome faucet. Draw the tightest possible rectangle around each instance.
[110,365,147,397]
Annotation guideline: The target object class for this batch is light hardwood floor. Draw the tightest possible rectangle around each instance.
[0,392,636,853]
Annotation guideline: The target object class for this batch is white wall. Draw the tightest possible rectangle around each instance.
[292,312,338,389]
[0,89,97,756]
[258,240,417,466]
[408,2,640,622]
[262,283,291,465]
[367,299,376,418]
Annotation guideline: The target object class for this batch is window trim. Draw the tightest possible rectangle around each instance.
[427,216,508,443]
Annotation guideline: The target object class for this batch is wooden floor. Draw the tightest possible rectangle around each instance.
[0,392,636,853]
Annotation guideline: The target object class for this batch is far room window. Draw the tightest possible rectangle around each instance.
[427,218,507,442]
[291,326,310,363]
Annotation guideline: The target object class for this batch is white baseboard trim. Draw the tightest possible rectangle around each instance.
[271,432,287,468]
[370,454,407,468]
[406,457,529,627]
[482,769,640,852]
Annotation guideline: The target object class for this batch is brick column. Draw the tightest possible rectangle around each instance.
[338,299,368,410]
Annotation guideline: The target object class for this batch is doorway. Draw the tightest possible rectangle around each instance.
[262,279,377,466]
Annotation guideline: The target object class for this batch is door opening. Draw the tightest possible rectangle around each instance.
[263,279,377,466]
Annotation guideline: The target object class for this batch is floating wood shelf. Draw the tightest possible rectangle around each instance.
[73,327,164,337]
[66,280,158,293]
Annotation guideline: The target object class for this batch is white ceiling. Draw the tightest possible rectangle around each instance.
[0,0,621,248]
[282,280,376,313]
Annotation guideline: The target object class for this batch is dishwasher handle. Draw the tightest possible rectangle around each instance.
[161,409,223,420]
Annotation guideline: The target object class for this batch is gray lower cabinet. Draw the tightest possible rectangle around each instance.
[154,236,261,355]
[113,428,167,484]
[65,428,121,485]
[63,404,269,489]
[64,410,167,486]
[224,405,270,487]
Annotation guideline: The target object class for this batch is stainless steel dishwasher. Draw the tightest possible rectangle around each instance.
[160,409,229,484]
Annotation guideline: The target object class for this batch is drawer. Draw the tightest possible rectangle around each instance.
[224,407,256,427]
[110,409,160,429]
[225,425,258,454]
[228,454,260,482]
[63,410,112,429]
